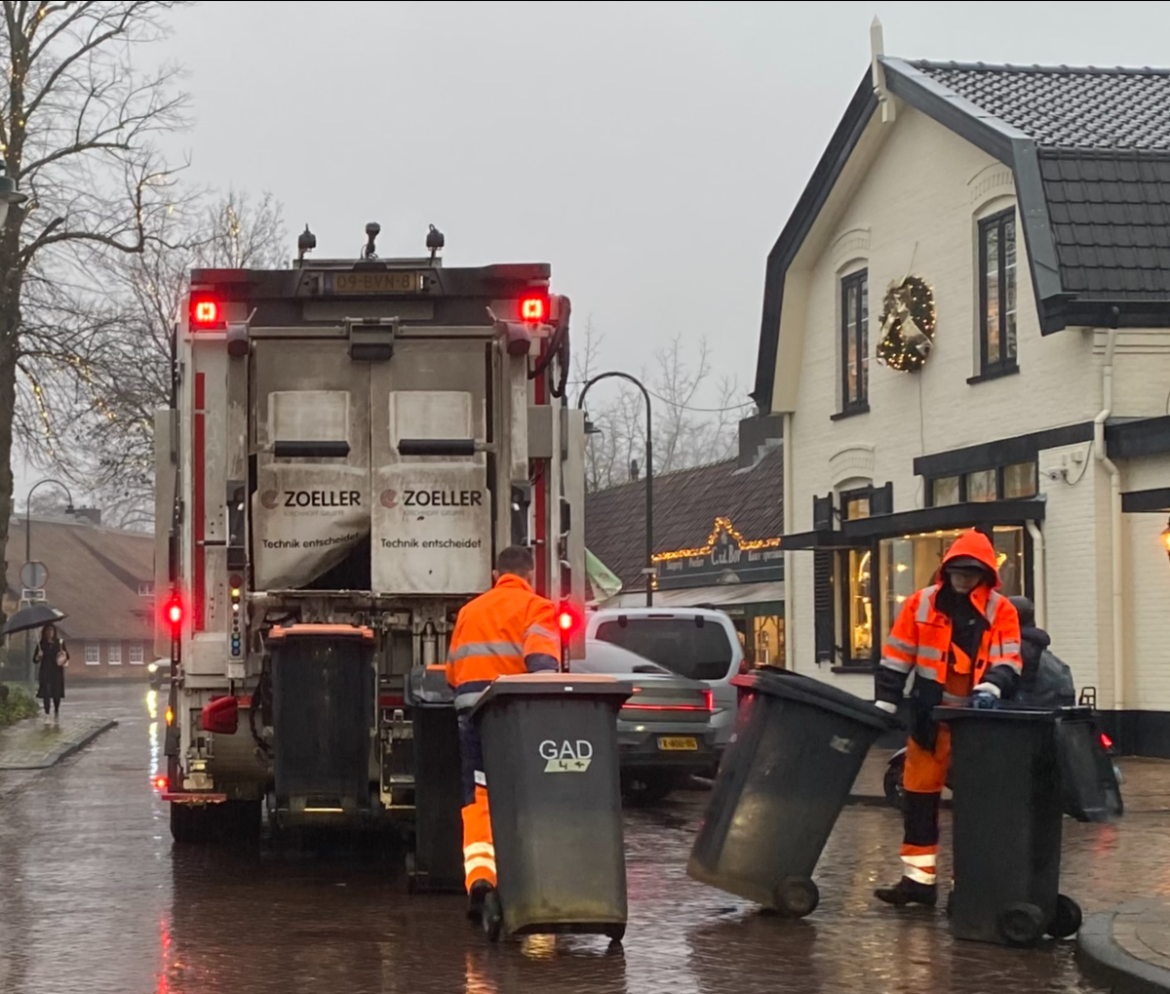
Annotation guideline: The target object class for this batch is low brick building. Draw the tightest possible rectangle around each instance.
[2,515,156,681]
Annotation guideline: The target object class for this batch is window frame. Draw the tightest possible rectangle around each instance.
[977,208,1019,379]
[129,642,145,665]
[837,268,870,417]
[107,641,122,665]
[85,641,100,666]
[925,459,1038,506]
[835,487,879,672]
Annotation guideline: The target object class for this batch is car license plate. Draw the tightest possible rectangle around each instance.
[327,271,422,294]
[658,736,698,751]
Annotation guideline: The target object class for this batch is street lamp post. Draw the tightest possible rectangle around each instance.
[22,479,76,682]
[578,372,655,607]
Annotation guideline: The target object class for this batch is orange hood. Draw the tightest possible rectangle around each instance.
[935,529,1002,590]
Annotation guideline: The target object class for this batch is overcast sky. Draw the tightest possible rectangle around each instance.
[15,1,1170,505]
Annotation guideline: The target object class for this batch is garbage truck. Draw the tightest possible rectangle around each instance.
[152,222,587,870]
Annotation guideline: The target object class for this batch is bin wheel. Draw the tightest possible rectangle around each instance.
[883,761,905,810]
[774,877,819,919]
[482,890,503,943]
[604,924,626,944]
[997,903,1045,947]
[1049,894,1083,939]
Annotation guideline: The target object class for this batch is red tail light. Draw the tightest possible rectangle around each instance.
[164,592,183,633]
[189,296,222,328]
[153,775,168,792]
[556,600,583,640]
[704,690,714,712]
[1100,732,1114,750]
[520,295,547,322]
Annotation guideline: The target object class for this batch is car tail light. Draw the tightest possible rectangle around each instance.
[704,690,714,711]
[1100,732,1114,750]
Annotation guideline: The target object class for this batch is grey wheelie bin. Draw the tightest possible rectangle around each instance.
[404,664,465,894]
[470,672,633,943]
[935,706,1083,947]
[687,668,898,918]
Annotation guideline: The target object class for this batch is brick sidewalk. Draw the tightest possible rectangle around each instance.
[1078,899,1170,993]
[0,712,117,771]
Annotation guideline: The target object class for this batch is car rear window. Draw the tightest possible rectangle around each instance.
[593,618,733,682]
[574,642,672,676]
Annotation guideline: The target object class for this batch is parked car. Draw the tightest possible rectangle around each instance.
[147,657,170,690]
[585,607,743,773]
[570,638,718,803]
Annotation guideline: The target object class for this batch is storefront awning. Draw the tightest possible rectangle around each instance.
[781,497,1047,548]
[601,580,784,609]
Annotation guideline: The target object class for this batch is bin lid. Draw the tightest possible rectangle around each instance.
[470,673,633,718]
[932,704,1060,724]
[733,668,897,731]
[268,623,375,642]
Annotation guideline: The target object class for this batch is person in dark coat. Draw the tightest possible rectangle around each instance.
[33,623,69,721]
[1008,596,1076,708]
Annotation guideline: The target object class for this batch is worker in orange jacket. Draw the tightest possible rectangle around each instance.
[873,529,1023,908]
[445,544,561,922]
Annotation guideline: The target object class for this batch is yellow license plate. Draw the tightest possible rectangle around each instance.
[328,271,422,294]
[658,737,698,751]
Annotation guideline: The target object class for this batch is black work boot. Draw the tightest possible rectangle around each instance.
[467,880,492,923]
[875,877,938,908]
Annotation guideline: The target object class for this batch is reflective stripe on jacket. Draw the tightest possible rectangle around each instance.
[445,573,561,710]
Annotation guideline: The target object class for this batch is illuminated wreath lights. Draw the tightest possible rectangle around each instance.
[876,275,937,372]
[652,517,782,563]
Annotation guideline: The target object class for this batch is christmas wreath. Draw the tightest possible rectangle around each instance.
[876,276,937,372]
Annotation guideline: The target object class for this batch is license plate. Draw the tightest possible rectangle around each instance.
[327,271,422,294]
[658,736,698,751]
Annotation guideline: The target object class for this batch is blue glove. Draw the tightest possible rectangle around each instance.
[970,690,998,710]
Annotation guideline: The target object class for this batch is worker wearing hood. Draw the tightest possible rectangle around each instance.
[873,529,1023,909]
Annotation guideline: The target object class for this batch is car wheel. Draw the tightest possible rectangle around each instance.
[883,761,905,810]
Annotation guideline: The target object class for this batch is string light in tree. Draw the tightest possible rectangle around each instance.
[876,275,937,372]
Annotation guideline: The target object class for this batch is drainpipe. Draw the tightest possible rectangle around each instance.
[1093,312,1124,711]
[1025,520,1046,630]
[783,413,794,674]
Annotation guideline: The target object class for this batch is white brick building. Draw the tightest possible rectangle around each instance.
[747,52,1170,756]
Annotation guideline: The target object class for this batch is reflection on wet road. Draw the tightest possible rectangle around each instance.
[2,686,1159,992]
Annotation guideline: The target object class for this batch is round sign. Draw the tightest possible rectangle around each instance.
[20,561,48,589]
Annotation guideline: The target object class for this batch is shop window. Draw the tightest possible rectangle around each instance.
[931,476,960,507]
[840,269,869,415]
[1003,461,1038,498]
[879,526,1026,642]
[841,490,873,665]
[966,468,997,503]
[978,208,1018,376]
[751,615,785,668]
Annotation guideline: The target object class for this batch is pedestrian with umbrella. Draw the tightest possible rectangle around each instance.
[33,623,69,722]
[1,604,69,724]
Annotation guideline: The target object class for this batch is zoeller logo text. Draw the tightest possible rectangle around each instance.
[280,490,362,508]
[540,739,593,773]
[403,490,484,508]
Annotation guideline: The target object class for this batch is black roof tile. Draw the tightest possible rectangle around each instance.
[585,446,783,593]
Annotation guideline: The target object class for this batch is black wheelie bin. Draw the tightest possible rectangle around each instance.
[935,705,1083,947]
[470,672,633,943]
[403,664,465,894]
[687,668,898,918]
[1050,706,1123,822]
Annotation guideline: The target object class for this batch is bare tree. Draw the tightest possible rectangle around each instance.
[0,2,193,618]
[42,188,289,530]
[573,319,754,492]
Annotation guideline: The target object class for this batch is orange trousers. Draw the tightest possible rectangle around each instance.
[899,722,951,888]
[458,715,497,891]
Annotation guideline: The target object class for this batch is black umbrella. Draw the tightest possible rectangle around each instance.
[1,603,67,637]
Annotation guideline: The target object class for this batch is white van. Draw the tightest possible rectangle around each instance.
[585,607,744,762]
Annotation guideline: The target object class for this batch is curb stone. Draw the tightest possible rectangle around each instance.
[0,719,118,771]
[1077,902,1170,994]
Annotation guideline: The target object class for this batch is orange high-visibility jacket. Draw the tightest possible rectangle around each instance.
[445,573,561,711]
[876,530,1023,709]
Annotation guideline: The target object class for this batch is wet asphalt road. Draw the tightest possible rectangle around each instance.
[1,685,1165,993]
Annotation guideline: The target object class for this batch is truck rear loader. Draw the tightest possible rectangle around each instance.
[153,222,586,889]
